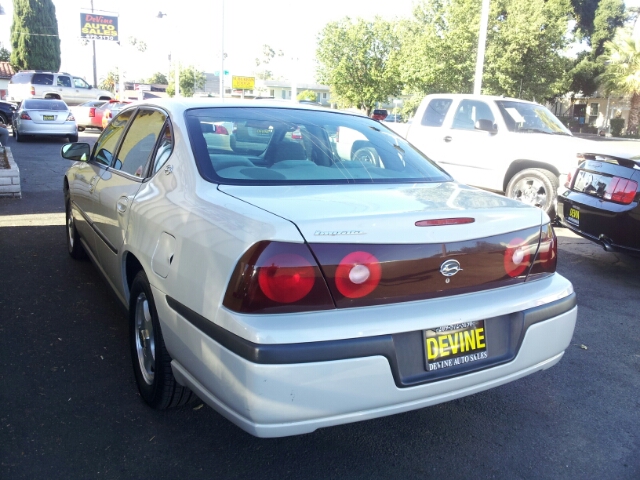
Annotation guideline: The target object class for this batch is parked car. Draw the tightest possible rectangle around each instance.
[61,99,576,438]
[70,100,108,131]
[405,94,595,215]
[13,98,78,142]
[371,108,388,120]
[0,100,18,125]
[384,113,403,123]
[101,101,131,129]
[7,71,114,106]
[557,152,640,256]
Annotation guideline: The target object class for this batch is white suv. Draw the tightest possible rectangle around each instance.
[404,94,594,215]
[8,71,114,106]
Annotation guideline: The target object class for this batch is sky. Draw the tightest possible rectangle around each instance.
[0,0,417,84]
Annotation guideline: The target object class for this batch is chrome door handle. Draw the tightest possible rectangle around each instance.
[116,197,129,215]
[444,136,452,143]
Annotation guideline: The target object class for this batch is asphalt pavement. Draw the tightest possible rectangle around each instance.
[1,132,639,479]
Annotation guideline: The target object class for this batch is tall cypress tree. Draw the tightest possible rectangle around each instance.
[10,0,61,71]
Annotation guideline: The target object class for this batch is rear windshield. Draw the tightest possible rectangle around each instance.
[23,99,68,110]
[186,107,451,185]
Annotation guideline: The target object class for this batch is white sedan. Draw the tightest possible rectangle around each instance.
[61,99,577,438]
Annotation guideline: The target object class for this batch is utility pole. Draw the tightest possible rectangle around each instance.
[91,0,97,87]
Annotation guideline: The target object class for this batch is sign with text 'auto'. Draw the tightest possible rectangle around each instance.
[232,76,255,90]
[80,13,119,42]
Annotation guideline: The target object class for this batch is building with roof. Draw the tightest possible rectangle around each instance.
[0,62,15,100]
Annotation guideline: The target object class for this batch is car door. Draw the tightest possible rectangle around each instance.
[433,99,502,189]
[73,77,93,103]
[407,97,454,165]
[69,112,134,257]
[55,75,74,103]
[91,107,168,297]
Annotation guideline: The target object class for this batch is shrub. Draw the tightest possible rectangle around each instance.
[610,118,625,137]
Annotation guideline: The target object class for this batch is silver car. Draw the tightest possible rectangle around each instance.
[13,99,78,142]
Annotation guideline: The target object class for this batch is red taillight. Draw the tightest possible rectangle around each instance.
[215,125,229,135]
[604,177,638,204]
[529,224,557,277]
[223,242,334,313]
[20,112,31,120]
[89,107,96,117]
[565,170,573,189]
[30,86,35,96]
[292,128,302,140]
[503,237,533,278]
[104,110,112,119]
[257,253,315,303]
[66,113,75,122]
[334,251,381,298]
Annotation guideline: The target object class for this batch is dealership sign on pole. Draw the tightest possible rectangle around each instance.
[80,13,119,42]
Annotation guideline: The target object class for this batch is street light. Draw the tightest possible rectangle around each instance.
[157,11,180,97]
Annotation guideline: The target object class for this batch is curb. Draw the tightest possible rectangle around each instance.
[0,147,22,198]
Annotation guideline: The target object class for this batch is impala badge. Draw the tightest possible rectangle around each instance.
[440,259,462,280]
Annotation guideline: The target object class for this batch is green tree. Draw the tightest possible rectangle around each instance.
[99,69,119,93]
[10,0,61,71]
[0,43,10,62]
[255,44,283,81]
[597,33,640,133]
[147,72,168,85]
[316,17,402,115]
[297,90,317,102]
[166,65,206,97]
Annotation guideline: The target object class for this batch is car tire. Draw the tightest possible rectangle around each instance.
[129,271,196,410]
[65,198,86,260]
[506,168,558,215]
[352,146,381,167]
[68,134,79,142]
[0,113,8,125]
[15,129,25,142]
[78,126,85,132]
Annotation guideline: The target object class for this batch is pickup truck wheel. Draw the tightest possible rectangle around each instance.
[352,147,381,167]
[129,271,195,410]
[506,168,558,215]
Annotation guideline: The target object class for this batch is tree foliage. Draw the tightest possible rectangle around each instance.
[99,69,119,93]
[166,65,206,97]
[147,72,168,85]
[255,44,283,80]
[10,0,61,71]
[0,44,10,62]
[297,90,317,102]
[316,17,402,115]
[597,33,640,132]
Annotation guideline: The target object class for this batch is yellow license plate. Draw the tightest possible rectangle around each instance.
[568,207,580,222]
[425,321,487,371]
[43,115,55,121]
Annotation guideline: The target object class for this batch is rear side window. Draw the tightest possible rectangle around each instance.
[421,99,452,126]
[113,109,167,177]
[92,110,134,167]
[32,74,54,85]
[10,72,32,84]
[56,76,72,88]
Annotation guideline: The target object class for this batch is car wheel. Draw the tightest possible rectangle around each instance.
[506,168,558,215]
[15,129,25,143]
[78,126,85,132]
[65,198,86,259]
[129,271,195,409]
[68,134,79,142]
[0,113,7,125]
[352,147,381,167]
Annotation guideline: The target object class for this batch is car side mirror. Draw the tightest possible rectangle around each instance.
[61,142,91,162]
[475,119,497,134]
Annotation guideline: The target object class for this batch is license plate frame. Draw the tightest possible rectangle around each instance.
[43,115,55,121]
[424,320,488,372]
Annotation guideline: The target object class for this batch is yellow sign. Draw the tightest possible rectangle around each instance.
[232,76,255,90]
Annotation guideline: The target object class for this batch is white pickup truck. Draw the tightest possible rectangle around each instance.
[391,94,594,215]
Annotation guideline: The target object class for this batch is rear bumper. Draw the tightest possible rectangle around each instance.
[18,122,77,136]
[154,276,577,437]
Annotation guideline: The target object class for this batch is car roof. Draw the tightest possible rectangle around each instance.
[423,93,539,105]
[121,98,362,118]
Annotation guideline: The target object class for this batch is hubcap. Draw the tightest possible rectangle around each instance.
[134,293,155,385]
[511,177,547,209]
[67,209,74,249]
